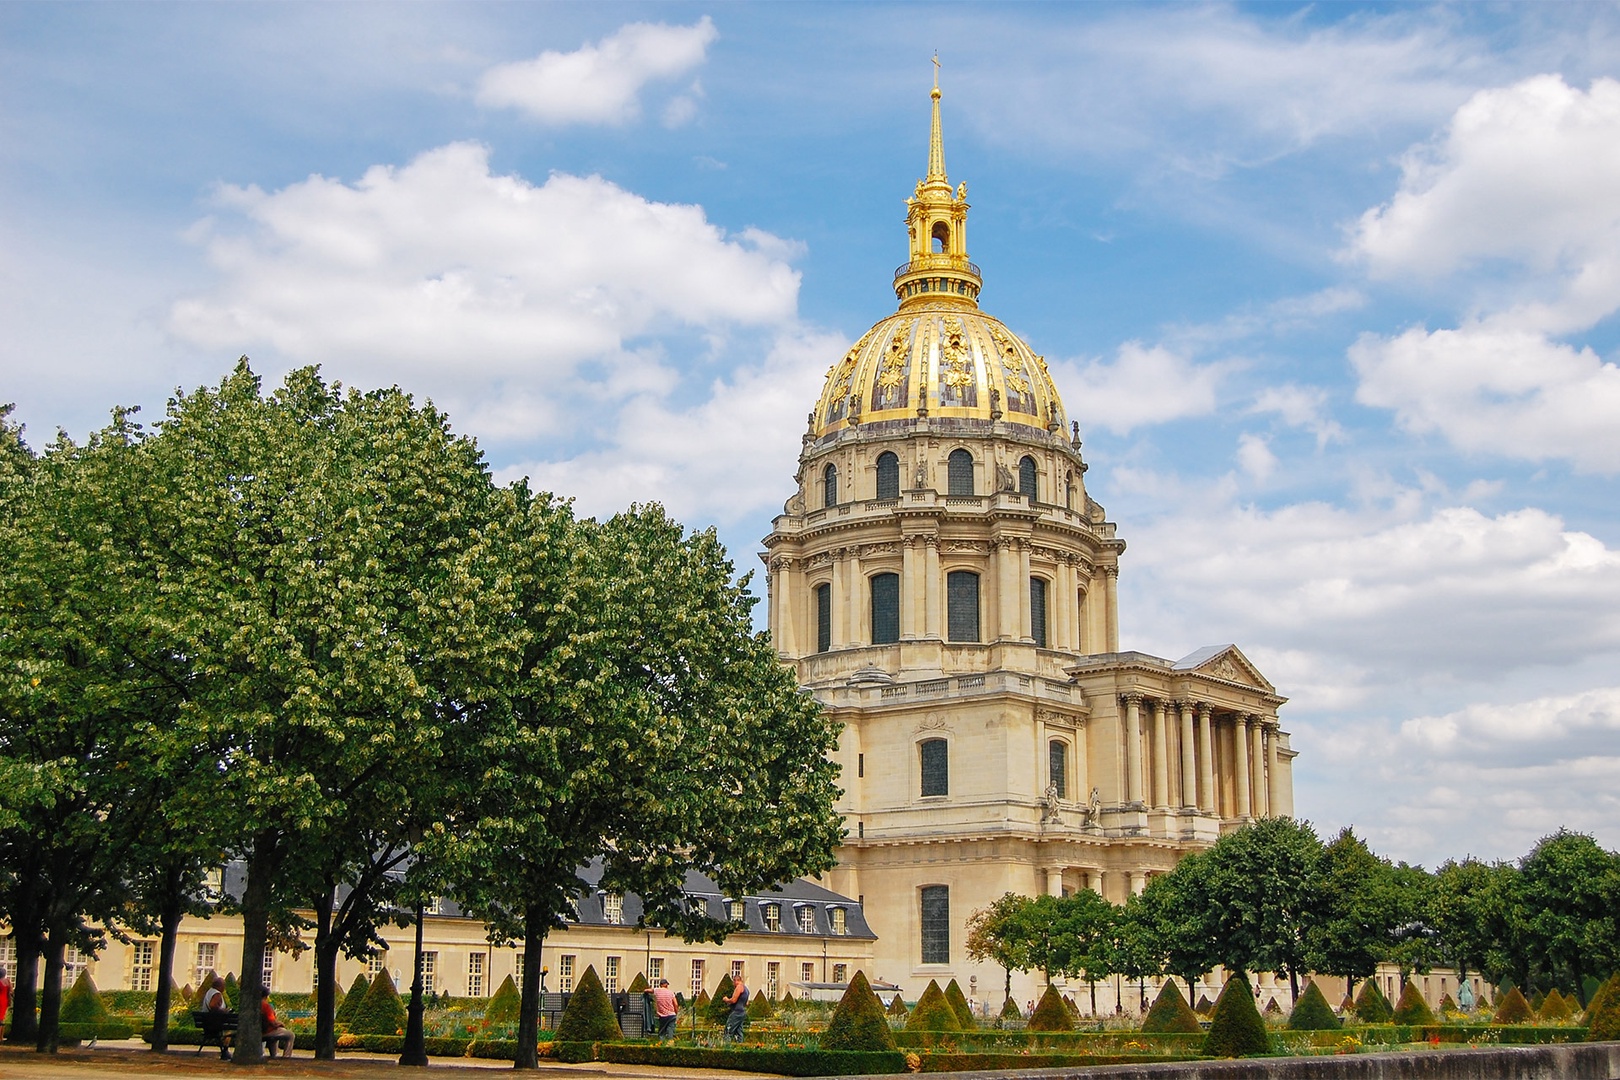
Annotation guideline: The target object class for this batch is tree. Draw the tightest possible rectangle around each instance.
[1306,828,1401,1005]
[1431,857,1515,996]
[1202,818,1324,1000]
[1136,855,1219,1005]
[1516,830,1620,1007]
[435,499,844,1068]
[966,893,1033,1004]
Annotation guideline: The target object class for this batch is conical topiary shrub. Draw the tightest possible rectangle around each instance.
[1587,974,1620,1041]
[1287,980,1341,1031]
[556,965,621,1044]
[904,980,962,1032]
[1028,984,1075,1032]
[1353,979,1394,1023]
[1530,989,1546,1013]
[224,972,240,1009]
[1263,997,1283,1017]
[348,970,408,1035]
[1393,981,1436,1025]
[999,996,1021,1021]
[1203,975,1270,1058]
[1493,986,1534,1024]
[335,972,371,1026]
[1437,992,1457,1014]
[179,983,195,1005]
[694,988,710,1009]
[746,989,774,1020]
[888,994,908,1018]
[944,978,975,1028]
[1196,994,1216,1015]
[1538,988,1572,1021]
[1143,979,1202,1033]
[60,970,110,1026]
[822,971,896,1052]
[1583,973,1618,1026]
[1064,993,1080,1016]
[626,972,648,996]
[485,974,520,1024]
[707,972,737,1025]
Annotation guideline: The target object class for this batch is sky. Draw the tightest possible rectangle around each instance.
[3,1,1619,870]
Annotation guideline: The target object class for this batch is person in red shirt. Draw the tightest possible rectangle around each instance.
[0,965,13,1032]
[259,985,294,1058]
[651,978,678,1039]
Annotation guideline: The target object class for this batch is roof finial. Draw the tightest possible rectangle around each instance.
[928,54,946,182]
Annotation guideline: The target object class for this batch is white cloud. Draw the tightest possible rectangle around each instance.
[1235,432,1276,481]
[1054,342,1230,436]
[168,141,800,441]
[1250,384,1345,448]
[476,17,718,126]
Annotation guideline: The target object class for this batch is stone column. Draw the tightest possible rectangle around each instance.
[1084,869,1102,894]
[1019,538,1034,641]
[1151,699,1169,810]
[1196,705,1215,813]
[1122,693,1144,806]
[830,549,848,650]
[1233,715,1252,820]
[1045,868,1064,897]
[844,548,862,647]
[996,538,1018,641]
[1251,720,1268,818]
[1266,722,1283,817]
[1052,558,1071,651]
[900,538,919,640]
[1178,701,1197,810]
[1104,565,1120,652]
[1128,871,1146,897]
[924,536,941,639]
[1075,570,1090,653]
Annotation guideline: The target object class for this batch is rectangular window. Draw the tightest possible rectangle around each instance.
[870,573,900,645]
[766,962,779,998]
[132,941,154,992]
[858,753,864,778]
[763,903,781,932]
[63,946,84,988]
[649,957,663,983]
[816,584,832,653]
[920,886,950,964]
[366,952,387,978]
[800,962,814,986]
[203,867,224,901]
[727,900,744,922]
[603,894,623,925]
[830,907,847,936]
[605,956,619,994]
[1030,577,1048,648]
[195,942,219,986]
[690,959,705,996]
[797,906,817,933]
[1049,740,1067,800]
[421,951,437,994]
[833,963,847,984]
[559,954,575,993]
[946,571,980,642]
[468,952,485,997]
[515,953,524,979]
[920,738,949,797]
[730,959,744,982]
[262,949,274,989]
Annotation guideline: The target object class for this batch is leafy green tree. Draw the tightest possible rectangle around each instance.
[1305,828,1401,1006]
[1202,818,1324,1001]
[822,971,895,1051]
[1385,862,1441,986]
[435,498,844,1068]
[1431,857,1516,996]
[1114,891,1165,1015]
[1136,854,1219,1005]
[965,893,1033,1005]
[1516,830,1620,1007]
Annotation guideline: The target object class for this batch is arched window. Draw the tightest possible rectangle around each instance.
[1030,576,1048,648]
[919,885,950,963]
[931,221,950,253]
[815,583,831,653]
[1049,740,1068,800]
[947,449,973,496]
[823,464,838,508]
[946,571,979,642]
[875,451,899,500]
[1019,456,1037,502]
[870,572,900,645]
[920,738,948,797]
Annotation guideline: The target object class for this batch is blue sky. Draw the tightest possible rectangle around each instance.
[5,2,1620,868]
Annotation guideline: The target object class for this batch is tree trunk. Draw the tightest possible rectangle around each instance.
[1002,966,1010,1004]
[312,890,339,1060]
[232,835,277,1064]
[151,876,185,1052]
[515,907,546,1070]
[1571,958,1588,1009]
[1088,979,1097,1017]
[1289,968,1300,1004]
[36,937,65,1054]
[7,931,41,1044]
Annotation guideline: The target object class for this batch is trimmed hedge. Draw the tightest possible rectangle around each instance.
[916,1051,1192,1071]
[1354,979,1394,1023]
[1028,983,1074,1032]
[905,980,962,1032]
[335,972,370,1026]
[347,970,407,1035]
[61,971,110,1026]
[887,994,908,1018]
[1393,980,1437,1025]
[58,1021,135,1042]
[556,964,620,1044]
[484,974,520,1024]
[1494,985,1534,1024]
[823,971,895,1052]
[1143,979,1202,1034]
[1538,988,1573,1021]
[1203,975,1269,1058]
[1287,979,1341,1031]
[998,996,1020,1021]
[943,979,975,1028]
[1588,973,1620,1041]
[599,1043,909,1075]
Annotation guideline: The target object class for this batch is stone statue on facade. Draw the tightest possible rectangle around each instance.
[1081,786,1102,829]
[996,462,1015,492]
[1041,782,1060,823]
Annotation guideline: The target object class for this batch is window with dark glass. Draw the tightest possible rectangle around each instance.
[920,886,949,963]
[1049,740,1067,799]
[815,583,831,653]
[947,449,974,496]
[920,738,948,797]
[876,451,900,500]
[946,571,979,642]
[823,464,837,508]
[870,572,900,645]
[1030,576,1048,648]
[1019,456,1038,501]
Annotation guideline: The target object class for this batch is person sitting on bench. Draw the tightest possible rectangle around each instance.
[259,985,294,1058]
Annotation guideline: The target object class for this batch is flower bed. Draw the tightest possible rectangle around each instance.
[598,1043,909,1075]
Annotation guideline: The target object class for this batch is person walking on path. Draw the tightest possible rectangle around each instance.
[723,972,750,1042]
[651,979,679,1039]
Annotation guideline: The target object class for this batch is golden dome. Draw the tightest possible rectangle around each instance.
[812,304,1067,438]
[811,74,1068,440]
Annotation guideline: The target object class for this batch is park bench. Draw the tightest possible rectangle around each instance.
[192,1009,237,1060]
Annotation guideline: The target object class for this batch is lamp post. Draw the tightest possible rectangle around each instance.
[399,825,428,1067]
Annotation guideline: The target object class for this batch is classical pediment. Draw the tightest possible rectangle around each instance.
[1172,644,1274,693]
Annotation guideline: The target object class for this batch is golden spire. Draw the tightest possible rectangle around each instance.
[928,54,946,182]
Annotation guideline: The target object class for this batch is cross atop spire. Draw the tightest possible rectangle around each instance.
[927,55,947,182]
